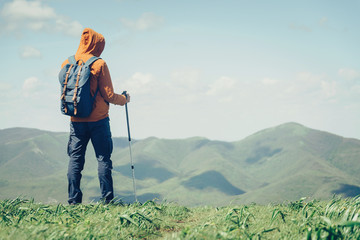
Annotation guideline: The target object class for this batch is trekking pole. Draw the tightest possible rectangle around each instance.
[122,91,138,203]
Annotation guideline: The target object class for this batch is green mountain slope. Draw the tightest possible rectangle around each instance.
[0,123,359,206]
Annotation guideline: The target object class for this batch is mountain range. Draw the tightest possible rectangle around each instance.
[0,122,359,206]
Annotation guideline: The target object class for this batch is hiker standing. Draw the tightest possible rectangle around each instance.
[60,28,130,204]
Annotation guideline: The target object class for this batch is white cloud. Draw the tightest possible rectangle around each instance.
[207,76,236,96]
[262,77,278,86]
[1,0,56,22]
[286,72,326,94]
[285,70,360,101]
[264,71,343,103]
[338,68,360,80]
[321,80,337,98]
[122,72,154,95]
[0,82,12,91]
[296,72,324,83]
[171,69,202,90]
[120,12,164,31]
[20,46,42,59]
[55,16,83,37]
[22,76,40,96]
[0,0,82,37]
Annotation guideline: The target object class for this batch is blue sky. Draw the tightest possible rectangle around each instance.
[0,0,359,141]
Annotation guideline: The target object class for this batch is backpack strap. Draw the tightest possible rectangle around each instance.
[60,64,74,114]
[68,55,76,65]
[71,64,84,115]
[68,55,99,66]
[85,56,100,67]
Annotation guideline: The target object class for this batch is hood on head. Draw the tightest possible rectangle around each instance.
[75,28,105,61]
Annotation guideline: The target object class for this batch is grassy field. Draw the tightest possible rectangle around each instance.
[1,197,360,239]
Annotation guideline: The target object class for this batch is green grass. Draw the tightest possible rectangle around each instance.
[1,197,360,239]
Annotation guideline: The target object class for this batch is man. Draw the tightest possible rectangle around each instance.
[61,28,130,204]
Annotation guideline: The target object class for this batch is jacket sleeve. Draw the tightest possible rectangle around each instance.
[98,62,127,106]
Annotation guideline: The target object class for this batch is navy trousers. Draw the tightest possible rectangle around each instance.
[67,117,114,204]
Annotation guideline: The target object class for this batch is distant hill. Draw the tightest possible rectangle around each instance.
[0,123,359,206]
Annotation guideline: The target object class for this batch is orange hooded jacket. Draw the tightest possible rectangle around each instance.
[61,28,127,122]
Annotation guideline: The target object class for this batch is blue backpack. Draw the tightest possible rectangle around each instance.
[59,55,100,117]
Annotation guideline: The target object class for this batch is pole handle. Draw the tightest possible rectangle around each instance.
[122,91,128,100]
[122,91,131,142]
